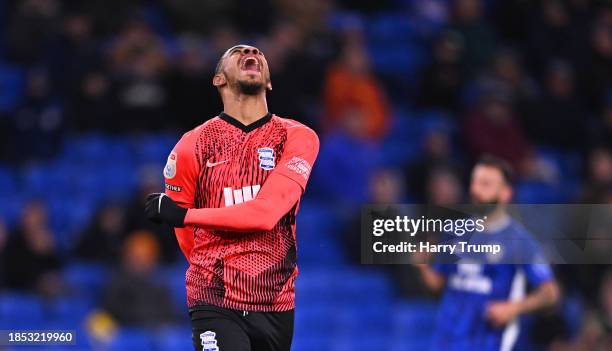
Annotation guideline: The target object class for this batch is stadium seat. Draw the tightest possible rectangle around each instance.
[0,61,25,113]
[331,333,391,351]
[392,300,438,338]
[157,266,188,315]
[47,295,95,324]
[132,134,177,164]
[0,292,45,329]
[154,325,193,351]
[63,262,110,299]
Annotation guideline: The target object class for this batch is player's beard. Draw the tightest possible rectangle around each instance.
[471,199,500,217]
[237,80,264,95]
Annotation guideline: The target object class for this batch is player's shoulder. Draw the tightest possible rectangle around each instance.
[174,116,221,150]
[273,115,319,142]
[507,219,532,238]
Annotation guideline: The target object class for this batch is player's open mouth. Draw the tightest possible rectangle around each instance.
[240,57,261,73]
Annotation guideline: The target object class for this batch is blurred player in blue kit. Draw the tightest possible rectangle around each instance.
[417,156,560,351]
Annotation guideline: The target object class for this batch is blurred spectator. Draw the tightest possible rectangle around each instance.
[323,35,390,139]
[492,0,536,46]
[417,30,465,111]
[523,60,586,151]
[46,11,100,97]
[600,271,612,338]
[425,166,464,205]
[0,220,7,287]
[103,230,175,326]
[164,34,220,129]
[462,89,532,172]
[125,166,180,263]
[561,312,612,350]
[3,201,63,296]
[313,109,382,205]
[341,169,406,271]
[74,203,127,263]
[5,0,61,64]
[10,68,64,162]
[262,22,325,127]
[369,168,406,204]
[527,0,580,73]
[591,98,612,150]
[68,70,119,132]
[450,0,497,74]
[577,8,612,111]
[405,126,464,202]
[485,48,538,106]
[274,0,333,38]
[580,148,612,203]
[109,20,169,131]
[163,0,234,34]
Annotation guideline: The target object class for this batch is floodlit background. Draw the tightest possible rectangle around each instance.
[0,0,611,350]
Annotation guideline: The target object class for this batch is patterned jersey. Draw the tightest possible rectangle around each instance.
[430,220,554,351]
[164,112,319,312]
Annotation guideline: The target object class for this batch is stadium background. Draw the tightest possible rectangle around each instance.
[0,0,611,350]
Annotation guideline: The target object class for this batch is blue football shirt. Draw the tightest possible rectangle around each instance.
[430,219,554,351]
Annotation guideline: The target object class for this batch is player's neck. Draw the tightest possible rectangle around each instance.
[222,93,269,125]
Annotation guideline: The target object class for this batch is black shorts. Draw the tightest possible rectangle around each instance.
[190,305,294,351]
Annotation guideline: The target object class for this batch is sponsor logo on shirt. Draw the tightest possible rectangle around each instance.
[164,152,177,179]
[224,184,261,207]
[258,147,275,170]
[449,264,492,294]
[165,183,182,192]
[286,156,311,180]
[200,331,219,351]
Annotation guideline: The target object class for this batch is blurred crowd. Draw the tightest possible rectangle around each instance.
[0,0,611,349]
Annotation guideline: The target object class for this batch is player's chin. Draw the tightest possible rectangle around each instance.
[237,80,265,95]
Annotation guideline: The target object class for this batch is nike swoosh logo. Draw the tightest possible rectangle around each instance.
[158,193,167,213]
[206,160,229,167]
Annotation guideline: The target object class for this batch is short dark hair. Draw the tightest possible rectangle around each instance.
[215,44,249,75]
[475,154,514,185]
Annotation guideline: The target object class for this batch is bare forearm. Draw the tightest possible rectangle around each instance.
[417,265,445,293]
[515,281,560,315]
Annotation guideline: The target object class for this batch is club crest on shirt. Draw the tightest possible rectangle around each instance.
[200,331,219,351]
[257,147,275,170]
[164,152,177,179]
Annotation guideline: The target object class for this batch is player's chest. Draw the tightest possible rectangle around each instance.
[198,129,285,195]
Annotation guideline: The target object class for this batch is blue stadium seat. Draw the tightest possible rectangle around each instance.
[0,61,25,113]
[157,266,188,314]
[154,325,193,351]
[369,45,427,75]
[0,292,45,329]
[47,296,95,324]
[132,134,177,164]
[292,334,332,351]
[63,262,109,299]
[367,14,418,44]
[0,193,25,228]
[392,300,437,338]
[514,181,565,203]
[332,333,391,351]
[294,303,336,335]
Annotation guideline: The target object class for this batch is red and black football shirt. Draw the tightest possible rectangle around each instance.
[164,112,319,312]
